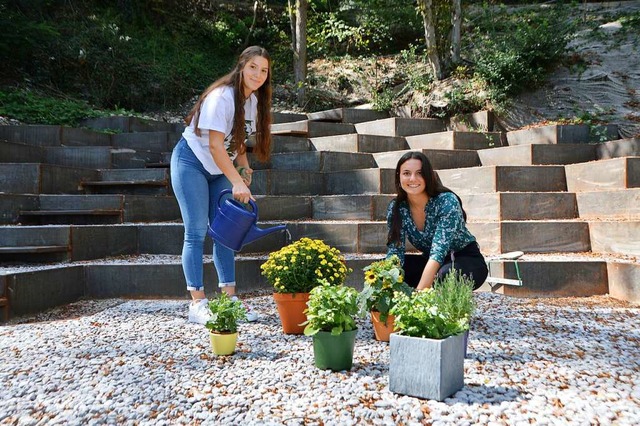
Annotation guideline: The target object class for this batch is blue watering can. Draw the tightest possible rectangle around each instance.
[208,189,287,251]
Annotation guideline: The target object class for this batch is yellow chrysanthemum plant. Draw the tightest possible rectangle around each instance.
[261,238,352,294]
[356,255,413,323]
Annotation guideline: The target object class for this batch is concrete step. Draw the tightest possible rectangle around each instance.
[271,135,312,153]
[597,137,640,159]
[437,165,567,194]
[448,111,496,132]
[506,124,590,145]
[18,194,124,225]
[61,127,112,147]
[565,157,640,192]
[0,226,70,263]
[272,111,307,124]
[354,117,446,137]
[270,120,355,137]
[478,144,597,166]
[0,163,98,195]
[251,151,376,172]
[307,108,389,124]
[575,188,640,219]
[0,140,45,163]
[588,220,640,256]
[0,125,61,146]
[405,131,504,151]
[80,116,183,133]
[373,149,480,170]
[309,134,408,153]
[460,192,577,221]
[252,168,396,195]
[44,146,113,168]
[0,194,38,224]
[81,169,170,195]
[112,132,178,153]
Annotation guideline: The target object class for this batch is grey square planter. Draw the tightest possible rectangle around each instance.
[389,332,465,401]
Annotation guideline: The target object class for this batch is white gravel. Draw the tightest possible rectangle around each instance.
[1,292,638,425]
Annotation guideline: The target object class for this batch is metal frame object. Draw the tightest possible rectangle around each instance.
[486,251,524,288]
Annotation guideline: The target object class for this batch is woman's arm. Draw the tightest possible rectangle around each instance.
[416,258,440,290]
[209,130,253,203]
[234,152,253,186]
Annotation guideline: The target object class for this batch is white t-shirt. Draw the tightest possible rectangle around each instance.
[182,85,257,175]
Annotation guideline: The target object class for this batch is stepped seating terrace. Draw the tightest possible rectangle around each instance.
[1,109,639,320]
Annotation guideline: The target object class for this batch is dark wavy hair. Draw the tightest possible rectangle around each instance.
[185,45,272,162]
[387,151,467,246]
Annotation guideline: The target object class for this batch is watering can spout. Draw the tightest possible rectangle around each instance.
[243,223,288,246]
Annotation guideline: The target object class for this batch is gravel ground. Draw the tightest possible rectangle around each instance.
[1,292,639,426]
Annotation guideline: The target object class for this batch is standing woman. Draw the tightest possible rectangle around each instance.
[170,46,273,324]
[386,151,488,291]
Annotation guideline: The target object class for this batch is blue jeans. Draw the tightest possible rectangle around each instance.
[170,137,235,291]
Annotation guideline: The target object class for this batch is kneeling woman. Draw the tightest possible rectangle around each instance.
[386,151,488,290]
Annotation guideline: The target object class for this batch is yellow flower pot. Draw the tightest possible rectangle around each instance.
[209,331,238,356]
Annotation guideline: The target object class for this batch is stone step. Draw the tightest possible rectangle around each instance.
[565,157,640,192]
[309,134,408,153]
[0,194,38,224]
[448,111,496,132]
[272,111,307,124]
[373,149,480,170]
[0,226,71,263]
[0,140,45,163]
[354,117,446,137]
[250,151,376,172]
[79,116,183,133]
[0,125,61,146]
[506,124,591,145]
[437,165,567,194]
[597,137,640,159]
[112,132,179,153]
[270,120,355,137]
[588,220,640,256]
[80,168,170,195]
[3,252,638,318]
[252,168,396,195]
[478,144,597,166]
[0,163,97,195]
[460,192,578,221]
[44,146,113,168]
[271,135,312,153]
[575,188,640,219]
[307,108,389,124]
[405,131,504,150]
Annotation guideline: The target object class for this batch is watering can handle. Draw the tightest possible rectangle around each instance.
[218,189,258,215]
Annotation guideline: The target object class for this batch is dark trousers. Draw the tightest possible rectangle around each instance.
[403,242,488,291]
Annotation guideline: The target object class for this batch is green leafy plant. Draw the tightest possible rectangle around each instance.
[261,238,351,294]
[205,293,247,334]
[357,255,413,323]
[390,268,475,339]
[303,281,360,336]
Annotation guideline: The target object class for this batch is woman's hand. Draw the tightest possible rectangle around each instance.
[232,182,253,204]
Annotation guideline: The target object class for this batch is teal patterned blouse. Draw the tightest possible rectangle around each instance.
[386,192,476,265]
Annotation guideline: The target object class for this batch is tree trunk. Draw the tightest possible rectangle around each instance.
[418,0,443,80]
[451,0,461,64]
[289,0,307,107]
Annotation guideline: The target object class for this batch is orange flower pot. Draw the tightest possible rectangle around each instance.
[273,292,310,334]
[370,311,396,342]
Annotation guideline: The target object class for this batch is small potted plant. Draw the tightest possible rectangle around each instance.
[357,255,413,341]
[388,268,476,401]
[302,280,360,371]
[261,237,351,334]
[205,292,247,356]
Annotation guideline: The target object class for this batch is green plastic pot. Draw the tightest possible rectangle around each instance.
[312,328,358,371]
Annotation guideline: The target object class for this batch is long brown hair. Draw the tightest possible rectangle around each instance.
[387,151,467,246]
[185,46,273,162]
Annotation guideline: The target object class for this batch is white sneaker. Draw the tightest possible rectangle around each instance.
[188,299,211,325]
[231,296,259,322]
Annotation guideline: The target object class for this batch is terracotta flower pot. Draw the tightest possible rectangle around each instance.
[370,311,396,342]
[273,292,310,334]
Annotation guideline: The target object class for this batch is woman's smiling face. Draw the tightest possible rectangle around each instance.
[241,56,269,97]
[399,158,425,195]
